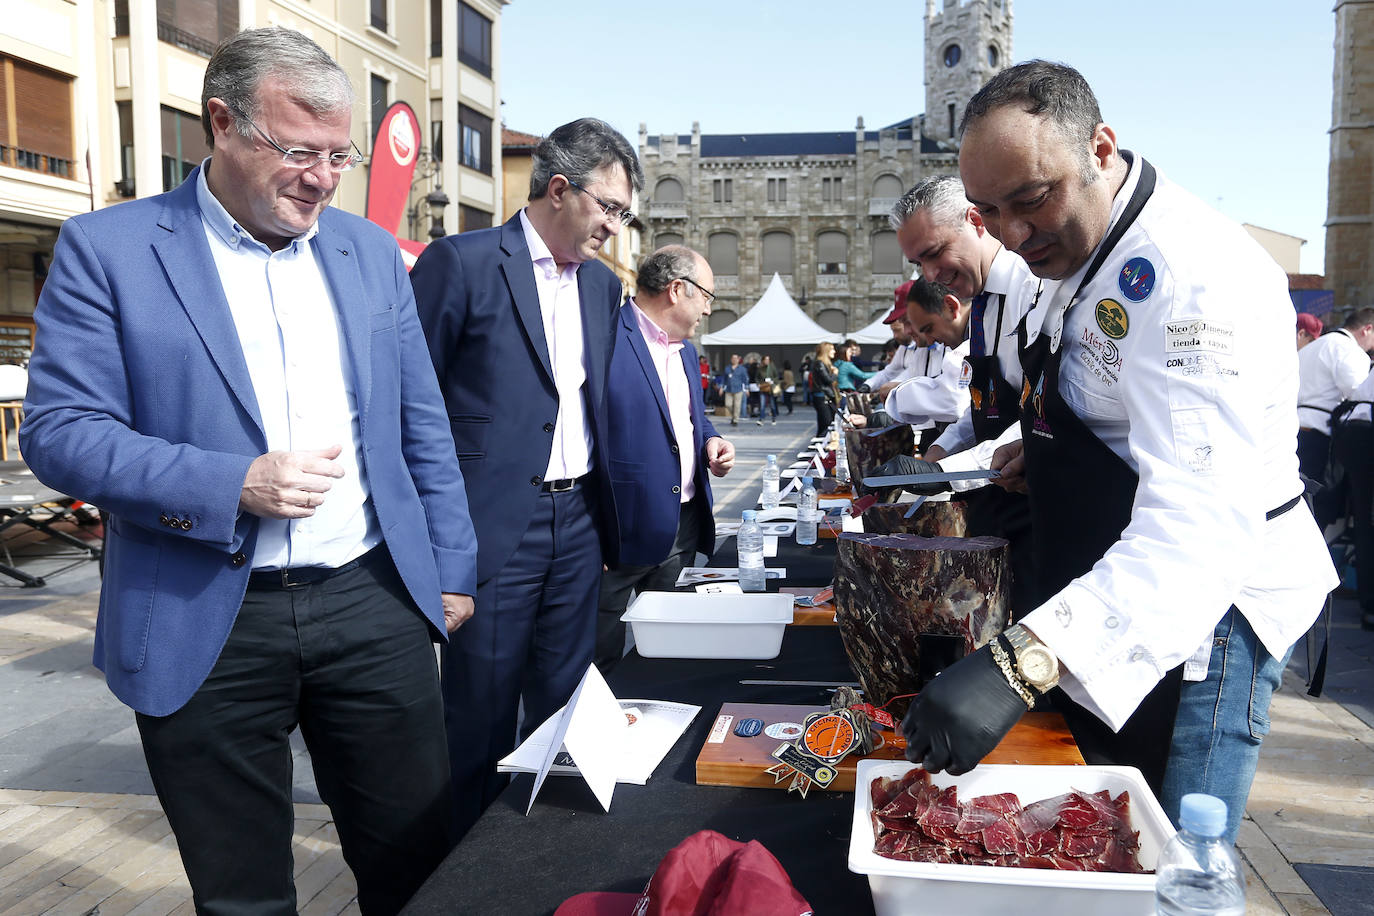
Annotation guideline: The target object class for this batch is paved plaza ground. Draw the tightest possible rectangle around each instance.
[0,408,1370,913]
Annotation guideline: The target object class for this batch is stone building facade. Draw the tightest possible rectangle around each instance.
[1327,0,1374,311]
[638,0,1012,336]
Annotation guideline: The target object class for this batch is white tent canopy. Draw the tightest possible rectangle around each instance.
[851,313,896,345]
[700,273,843,346]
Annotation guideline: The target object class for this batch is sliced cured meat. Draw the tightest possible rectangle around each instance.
[916,785,961,828]
[980,819,1023,855]
[1063,831,1109,858]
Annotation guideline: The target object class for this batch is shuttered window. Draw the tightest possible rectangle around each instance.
[871,230,903,274]
[155,0,238,57]
[708,232,738,276]
[761,231,792,276]
[655,177,684,202]
[1,57,74,178]
[160,106,211,191]
[817,231,847,275]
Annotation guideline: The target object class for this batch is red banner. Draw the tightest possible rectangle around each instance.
[365,101,422,238]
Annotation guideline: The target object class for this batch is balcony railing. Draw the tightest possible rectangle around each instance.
[649,201,687,219]
[0,145,73,179]
[157,20,216,58]
[869,196,899,217]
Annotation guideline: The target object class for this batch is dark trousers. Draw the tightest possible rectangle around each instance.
[813,395,835,436]
[442,483,602,840]
[595,497,704,673]
[1334,420,1374,611]
[136,549,452,916]
[1297,426,1331,483]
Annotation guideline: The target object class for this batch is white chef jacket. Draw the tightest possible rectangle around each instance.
[1012,155,1336,731]
[930,248,1038,491]
[1336,365,1374,422]
[1296,328,1370,433]
[882,341,970,430]
[867,340,921,390]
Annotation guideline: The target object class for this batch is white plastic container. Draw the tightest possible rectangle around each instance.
[621,592,793,659]
[849,760,1175,916]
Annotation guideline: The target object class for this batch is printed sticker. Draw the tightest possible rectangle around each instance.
[1164,319,1235,357]
[708,714,734,744]
[764,721,804,740]
[1119,257,1155,301]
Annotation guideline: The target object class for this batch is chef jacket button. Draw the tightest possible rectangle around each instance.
[531,475,542,487]
[1129,646,1146,662]
[159,514,170,526]
[671,485,681,494]
[670,445,679,455]
[180,519,193,531]
[230,551,246,568]
[1105,617,1119,629]
[543,422,555,433]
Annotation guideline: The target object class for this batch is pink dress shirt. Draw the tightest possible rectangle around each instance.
[632,302,696,502]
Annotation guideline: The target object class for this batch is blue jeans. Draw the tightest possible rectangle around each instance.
[1161,608,1291,843]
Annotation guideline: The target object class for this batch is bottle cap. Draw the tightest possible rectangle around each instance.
[767,454,777,462]
[742,509,757,521]
[1178,793,1228,837]
[802,476,815,490]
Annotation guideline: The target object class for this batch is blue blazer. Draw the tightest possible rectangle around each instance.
[410,214,620,582]
[606,303,720,567]
[20,169,477,717]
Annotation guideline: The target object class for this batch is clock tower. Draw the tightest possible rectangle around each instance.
[924,0,1014,146]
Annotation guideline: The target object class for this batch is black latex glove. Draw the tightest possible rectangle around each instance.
[863,454,949,496]
[901,642,1029,775]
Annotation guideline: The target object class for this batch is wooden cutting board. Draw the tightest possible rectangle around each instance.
[781,587,837,627]
[696,702,1084,793]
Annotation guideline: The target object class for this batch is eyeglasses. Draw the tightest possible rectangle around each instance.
[565,178,635,226]
[675,276,716,305]
[232,107,363,172]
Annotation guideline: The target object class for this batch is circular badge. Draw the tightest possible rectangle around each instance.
[764,721,803,740]
[1094,298,1129,340]
[388,108,417,167]
[802,714,857,759]
[1118,257,1155,302]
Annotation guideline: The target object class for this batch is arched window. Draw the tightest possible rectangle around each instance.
[871,230,903,274]
[656,232,684,249]
[654,177,684,202]
[872,174,904,198]
[817,309,848,333]
[708,232,739,276]
[816,231,848,275]
[708,309,738,333]
[761,231,793,276]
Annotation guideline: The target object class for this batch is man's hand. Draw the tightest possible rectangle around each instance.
[901,643,1029,775]
[990,442,1028,493]
[922,444,948,463]
[846,413,868,429]
[442,593,475,633]
[875,381,901,399]
[239,446,345,519]
[705,437,735,477]
[864,454,948,496]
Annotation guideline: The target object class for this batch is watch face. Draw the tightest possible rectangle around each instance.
[1019,647,1057,686]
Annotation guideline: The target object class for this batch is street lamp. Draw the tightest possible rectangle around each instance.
[406,149,450,240]
[423,187,450,239]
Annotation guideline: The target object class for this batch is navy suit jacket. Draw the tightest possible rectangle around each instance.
[606,302,720,567]
[20,169,477,716]
[409,213,620,582]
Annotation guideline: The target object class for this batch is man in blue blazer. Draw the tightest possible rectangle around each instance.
[410,118,643,838]
[20,29,475,914]
[597,246,736,670]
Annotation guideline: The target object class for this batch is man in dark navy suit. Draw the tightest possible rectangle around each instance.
[410,118,643,837]
[596,246,736,671]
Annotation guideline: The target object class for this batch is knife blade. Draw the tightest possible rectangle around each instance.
[863,469,1001,487]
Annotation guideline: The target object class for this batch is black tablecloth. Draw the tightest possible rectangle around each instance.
[402,548,877,916]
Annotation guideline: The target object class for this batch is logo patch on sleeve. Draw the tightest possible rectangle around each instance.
[1118,257,1155,301]
[1094,298,1129,339]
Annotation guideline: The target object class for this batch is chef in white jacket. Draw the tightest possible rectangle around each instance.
[901,60,1335,843]
[1295,306,1374,482]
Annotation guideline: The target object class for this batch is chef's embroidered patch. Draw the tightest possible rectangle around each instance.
[1119,257,1155,301]
[1094,298,1129,339]
[1164,319,1235,356]
[958,361,972,389]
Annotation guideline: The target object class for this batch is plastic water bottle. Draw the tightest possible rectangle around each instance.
[796,477,818,546]
[1154,794,1245,916]
[761,454,780,509]
[835,427,851,484]
[737,509,766,592]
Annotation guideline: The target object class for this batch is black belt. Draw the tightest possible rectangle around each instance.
[541,475,586,493]
[247,545,387,589]
[1266,495,1302,521]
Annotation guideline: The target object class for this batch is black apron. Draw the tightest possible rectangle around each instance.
[962,291,1036,619]
[1015,157,1184,794]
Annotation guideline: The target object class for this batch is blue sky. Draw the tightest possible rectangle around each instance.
[497,1,1334,274]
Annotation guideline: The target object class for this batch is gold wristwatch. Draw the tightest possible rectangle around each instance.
[1004,624,1060,694]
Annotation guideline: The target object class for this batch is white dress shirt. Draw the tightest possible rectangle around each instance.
[1296,328,1370,433]
[1014,155,1335,730]
[520,210,593,480]
[196,164,379,570]
[632,301,697,502]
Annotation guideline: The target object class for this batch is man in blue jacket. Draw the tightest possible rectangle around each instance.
[597,246,736,670]
[20,29,475,914]
[410,118,643,838]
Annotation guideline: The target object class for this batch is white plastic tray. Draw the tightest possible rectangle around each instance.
[849,760,1175,916]
[621,592,793,659]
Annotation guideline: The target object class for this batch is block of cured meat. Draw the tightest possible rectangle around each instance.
[845,424,916,491]
[834,533,1009,719]
[862,500,967,537]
